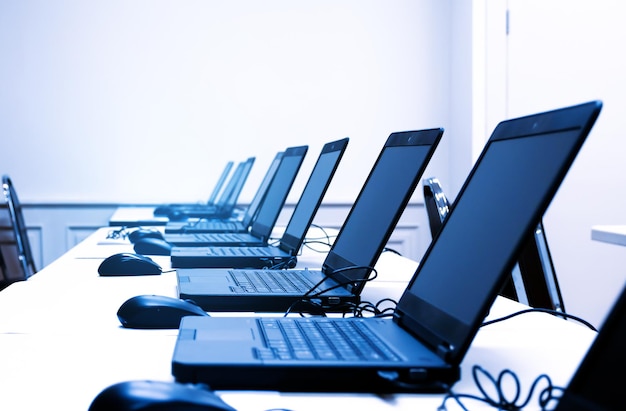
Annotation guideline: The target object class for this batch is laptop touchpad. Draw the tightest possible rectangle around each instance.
[194,320,257,342]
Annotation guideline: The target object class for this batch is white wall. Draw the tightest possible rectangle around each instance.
[485,0,626,328]
[7,1,622,330]
[1,0,454,207]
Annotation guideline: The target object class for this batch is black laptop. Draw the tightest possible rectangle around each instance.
[162,157,256,221]
[152,160,234,216]
[164,152,284,235]
[553,282,625,410]
[171,101,602,393]
[175,128,443,310]
[170,138,349,267]
[166,140,345,248]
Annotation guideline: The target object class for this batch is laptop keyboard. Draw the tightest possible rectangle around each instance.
[206,247,274,256]
[184,221,242,231]
[229,270,315,293]
[255,318,400,361]
[193,233,249,242]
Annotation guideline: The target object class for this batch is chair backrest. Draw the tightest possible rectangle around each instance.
[0,246,8,288]
[2,175,37,279]
[422,177,565,312]
[422,177,450,238]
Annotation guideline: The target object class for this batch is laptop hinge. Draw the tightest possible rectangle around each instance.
[436,343,453,361]
[393,310,454,361]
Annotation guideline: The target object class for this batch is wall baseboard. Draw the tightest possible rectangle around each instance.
[0,203,430,277]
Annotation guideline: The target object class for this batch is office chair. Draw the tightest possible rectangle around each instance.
[422,177,450,239]
[2,175,37,280]
[0,247,10,290]
[422,177,565,312]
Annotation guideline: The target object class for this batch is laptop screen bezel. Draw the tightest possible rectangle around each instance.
[249,146,308,240]
[393,101,602,366]
[279,138,349,254]
[321,128,444,293]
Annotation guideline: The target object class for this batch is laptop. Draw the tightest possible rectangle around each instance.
[553,282,625,411]
[166,145,311,248]
[152,160,234,216]
[170,138,348,266]
[164,152,284,235]
[171,101,602,393]
[175,129,443,310]
[161,157,256,221]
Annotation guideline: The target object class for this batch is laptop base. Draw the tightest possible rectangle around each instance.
[171,250,296,269]
[173,363,457,393]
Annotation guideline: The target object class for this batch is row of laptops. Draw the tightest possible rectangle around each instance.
[166,144,312,251]
[137,141,337,266]
[175,129,444,310]
[168,128,442,272]
[153,156,255,220]
[169,101,604,394]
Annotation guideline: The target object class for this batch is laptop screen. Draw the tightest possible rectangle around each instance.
[250,146,307,239]
[280,138,348,253]
[555,284,626,410]
[397,101,601,365]
[206,161,234,205]
[323,129,443,291]
[221,157,255,209]
[240,152,283,227]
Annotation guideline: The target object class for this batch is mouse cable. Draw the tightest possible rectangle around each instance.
[303,224,337,250]
[438,365,562,411]
[106,226,130,239]
[301,239,333,253]
[283,266,378,317]
[265,256,298,270]
[382,247,402,256]
[341,297,398,318]
[305,265,378,299]
[179,218,204,230]
[160,268,178,274]
[481,307,597,332]
[309,223,332,243]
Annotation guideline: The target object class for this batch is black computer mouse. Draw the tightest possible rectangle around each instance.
[167,210,188,221]
[133,237,173,256]
[117,295,209,329]
[153,205,173,216]
[127,228,165,243]
[88,380,236,411]
[98,253,163,276]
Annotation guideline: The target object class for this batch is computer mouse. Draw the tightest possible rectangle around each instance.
[117,294,209,329]
[133,237,173,256]
[98,253,163,276]
[153,205,173,216]
[127,228,165,243]
[167,210,188,221]
[88,380,236,411]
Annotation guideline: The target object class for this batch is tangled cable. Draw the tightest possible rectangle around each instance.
[439,365,563,411]
[282,265,379,316]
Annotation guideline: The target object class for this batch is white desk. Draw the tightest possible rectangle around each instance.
[108,206,247,227]
[0,228,597,410]
[591,224,626,247]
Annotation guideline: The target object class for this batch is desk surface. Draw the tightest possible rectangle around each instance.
[0,227,597,410]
